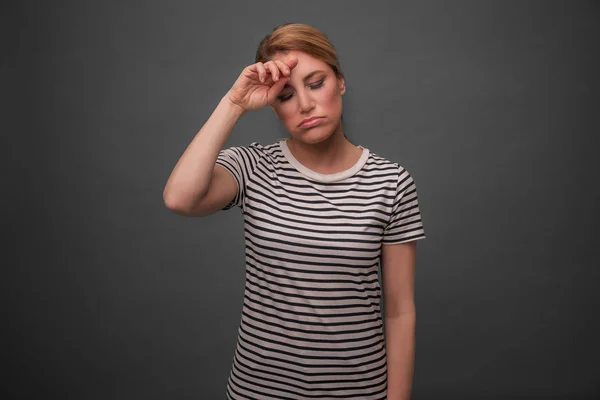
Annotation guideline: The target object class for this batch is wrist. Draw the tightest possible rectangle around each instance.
[223,92,246,118]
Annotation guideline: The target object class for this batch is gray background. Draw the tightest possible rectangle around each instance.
[4,0,599,399]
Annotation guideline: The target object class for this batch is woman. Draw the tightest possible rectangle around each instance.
[164,23,426,400]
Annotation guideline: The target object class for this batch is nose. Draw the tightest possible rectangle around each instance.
[296,88,315,113]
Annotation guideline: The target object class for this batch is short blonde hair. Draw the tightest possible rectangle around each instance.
[255,23,345,80]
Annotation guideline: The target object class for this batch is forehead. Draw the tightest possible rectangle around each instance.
[272,50,328,70]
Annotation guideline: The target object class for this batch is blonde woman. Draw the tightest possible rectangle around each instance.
[164,23,426,400]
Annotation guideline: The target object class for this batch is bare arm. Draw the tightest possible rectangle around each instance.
[163,94,245,215]
[163,58,296,216]
[382,241,418,400]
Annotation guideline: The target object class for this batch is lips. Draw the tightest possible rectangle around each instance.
[298,117,324,127]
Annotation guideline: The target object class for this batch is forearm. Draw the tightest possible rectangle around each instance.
[385,310,416,400]
[163,93,245,209]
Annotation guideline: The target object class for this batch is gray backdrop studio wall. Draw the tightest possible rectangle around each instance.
[4,0,599,399]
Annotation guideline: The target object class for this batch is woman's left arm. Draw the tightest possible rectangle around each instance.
[381,240,418,400]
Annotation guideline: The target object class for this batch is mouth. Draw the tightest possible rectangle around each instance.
[298,117,324,128]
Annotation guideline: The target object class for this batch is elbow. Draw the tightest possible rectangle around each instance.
[163,191,188,214]
[163,190,208,217]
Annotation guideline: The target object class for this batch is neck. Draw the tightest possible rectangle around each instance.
[287,123,360,174]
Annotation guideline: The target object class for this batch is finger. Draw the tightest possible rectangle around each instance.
[256,62,267,83]
[284,57,298,70]
[246,63,262,82]
[267,76,289,105]
[264,61,280,82]
[254,62,266,83]
[273,59,291,76]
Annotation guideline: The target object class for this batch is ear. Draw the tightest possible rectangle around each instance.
[338,76,346,95]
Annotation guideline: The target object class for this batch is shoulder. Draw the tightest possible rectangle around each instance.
[220,141,269,161]
[249,140,280,156]
[365,148,418,188]
[247,139,287,164]
[367,148,398,169]
[365,148,406,176]
[231,140,280,157]
[218,140,285,171]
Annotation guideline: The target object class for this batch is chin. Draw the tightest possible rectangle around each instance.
[293,121,340,141]
[292,129,335,144]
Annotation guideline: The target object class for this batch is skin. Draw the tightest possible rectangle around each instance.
[267,50,364,175]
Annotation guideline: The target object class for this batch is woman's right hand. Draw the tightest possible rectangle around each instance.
[226,57,298,113]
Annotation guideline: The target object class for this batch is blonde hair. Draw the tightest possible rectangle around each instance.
[255,23,344,80]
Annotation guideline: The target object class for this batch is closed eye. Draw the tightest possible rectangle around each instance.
[278,80,325,102]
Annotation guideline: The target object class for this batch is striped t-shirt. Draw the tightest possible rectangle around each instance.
[215,138,426,400]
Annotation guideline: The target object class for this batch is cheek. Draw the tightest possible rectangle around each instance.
[321,84,341,106]
[275,106,295,124]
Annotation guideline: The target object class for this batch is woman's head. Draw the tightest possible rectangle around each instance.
[256,23,346,144]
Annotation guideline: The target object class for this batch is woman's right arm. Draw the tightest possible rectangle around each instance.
[163,57,297,217]
[162,94,246,216]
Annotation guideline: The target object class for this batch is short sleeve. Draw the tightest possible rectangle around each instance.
[214,142,263,211]
[382,166,426,245]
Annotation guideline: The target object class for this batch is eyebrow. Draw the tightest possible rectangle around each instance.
[282,70,326,89]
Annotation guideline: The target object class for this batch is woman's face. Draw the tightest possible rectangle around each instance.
[270,50,345,144]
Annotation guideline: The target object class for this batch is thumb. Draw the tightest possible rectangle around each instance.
[267,76,289,105]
